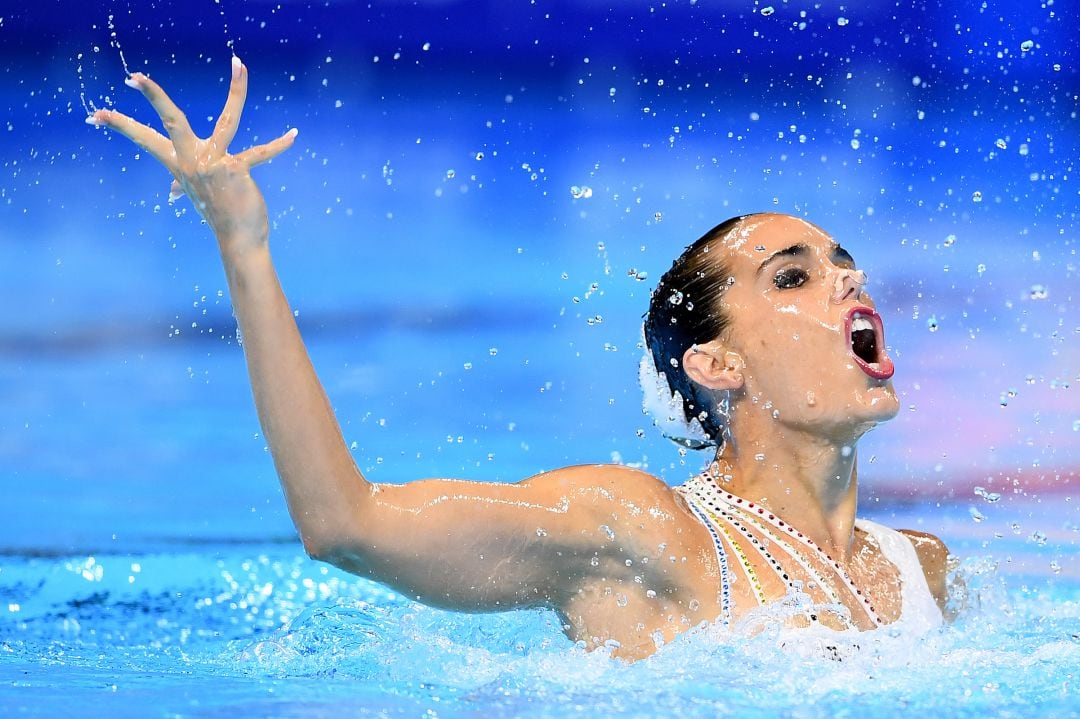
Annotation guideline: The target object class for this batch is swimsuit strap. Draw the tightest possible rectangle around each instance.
[678,489,733,628]
[713,519,768,605]
[732,505,851,614]
[682,473,884,627]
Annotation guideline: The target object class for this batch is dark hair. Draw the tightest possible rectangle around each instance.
[643,215,749,443]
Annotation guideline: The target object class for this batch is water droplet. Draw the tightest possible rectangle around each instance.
[1029,530,1047,546]
[590,556,600,567]
[943,234,957,247]
[973,486,1002,503]
[837,16,849,26]
[972,190,983,203]
[850,138,860,150]
[668,290,684,306]
[570,185,593,199]
[994,138,1007,150]
[654,211,663,222]
[969,507,986,522]
[760,6,775,16]
[616,594,629,607]
[754,453,766,462]
[446,169,456,179]
[474,151,484,161]
[1028,284,1048,300]
[927,316,939,332]
[536,528,547,537]
[1020,40,1034,52]
[488,347,498,356]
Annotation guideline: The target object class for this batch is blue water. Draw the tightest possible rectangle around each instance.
[3,496,1079,717]
[2,0,1078,716]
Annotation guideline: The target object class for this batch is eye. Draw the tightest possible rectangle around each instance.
[773,267,808,289]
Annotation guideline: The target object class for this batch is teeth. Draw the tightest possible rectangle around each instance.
[852,317,874,332]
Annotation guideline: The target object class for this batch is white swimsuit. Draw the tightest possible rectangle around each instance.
[855,519,944,631]
[678,473,943,632]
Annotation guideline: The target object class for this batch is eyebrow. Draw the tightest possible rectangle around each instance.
[756,243,856,277]
[756,243,808,277]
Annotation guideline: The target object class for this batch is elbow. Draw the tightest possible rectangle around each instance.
[301,531,333,562]
[300,529,369,574]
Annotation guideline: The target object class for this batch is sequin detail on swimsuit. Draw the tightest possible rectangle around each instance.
[681,497,733,628]
[679,473,884,628]
[713,520,768,606]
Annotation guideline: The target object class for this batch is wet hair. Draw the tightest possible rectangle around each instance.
[643,215,749,443]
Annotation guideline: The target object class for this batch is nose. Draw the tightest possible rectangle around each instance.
[832,268,866,304]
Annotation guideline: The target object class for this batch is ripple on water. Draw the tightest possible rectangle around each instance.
[1,548,1077,717]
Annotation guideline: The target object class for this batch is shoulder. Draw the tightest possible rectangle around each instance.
[523,464,681,507]
[897,529,950,611]
[523,464,701,541]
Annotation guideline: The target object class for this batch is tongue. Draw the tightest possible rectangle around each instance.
[852,329,876,363]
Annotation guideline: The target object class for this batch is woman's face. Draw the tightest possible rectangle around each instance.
[714,213,900,440]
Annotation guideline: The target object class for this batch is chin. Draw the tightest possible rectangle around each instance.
[852,385,901,428]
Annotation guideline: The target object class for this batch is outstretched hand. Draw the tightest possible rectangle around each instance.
[86,56,296,253]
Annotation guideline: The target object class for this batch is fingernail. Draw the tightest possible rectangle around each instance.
[168,190,182,203]
[287,127,299,138]
[232,56,242,79]
[124,74,141,90]
[84,114,101,126]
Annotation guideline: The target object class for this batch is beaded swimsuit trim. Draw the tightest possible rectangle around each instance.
[677,473,883,628]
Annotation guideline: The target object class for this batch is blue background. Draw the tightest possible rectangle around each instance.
[0,0,1076,551]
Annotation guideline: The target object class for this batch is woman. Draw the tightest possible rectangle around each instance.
[86,58,950,660]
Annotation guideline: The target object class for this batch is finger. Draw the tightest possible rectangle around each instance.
[124,72,199,161]
[86,108,178,171]
[210,56,249,155]
[235,127,299,168]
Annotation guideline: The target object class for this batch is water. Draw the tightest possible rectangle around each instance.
[3,496,1079,717]
[2,0,1078,716]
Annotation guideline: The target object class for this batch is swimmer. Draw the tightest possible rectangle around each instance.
[86,58,950,660]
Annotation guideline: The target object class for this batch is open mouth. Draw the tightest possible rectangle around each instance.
[845,307,894,380]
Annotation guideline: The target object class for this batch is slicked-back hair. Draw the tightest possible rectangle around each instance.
[643,215,750,443]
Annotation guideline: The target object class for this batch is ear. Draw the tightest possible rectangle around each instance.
[682,341,745,391]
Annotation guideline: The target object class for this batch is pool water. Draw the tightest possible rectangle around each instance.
[2,496,1078,718]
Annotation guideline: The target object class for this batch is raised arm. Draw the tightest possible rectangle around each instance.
[86,58,367,559]
[86,59,689,614]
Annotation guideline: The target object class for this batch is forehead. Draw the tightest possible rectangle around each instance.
[718,214,833,262]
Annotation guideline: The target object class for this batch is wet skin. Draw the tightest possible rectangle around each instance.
[87,61,950,661]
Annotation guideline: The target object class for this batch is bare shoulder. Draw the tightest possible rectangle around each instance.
[522,464,705,555]
[522,464,687,517]
[898,529,950,610]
